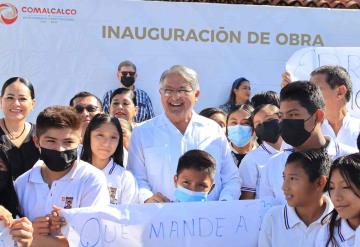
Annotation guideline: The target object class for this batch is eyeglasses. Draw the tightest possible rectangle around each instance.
[120,71,136,77]
[74,104,99,113]
[160,88,193,97]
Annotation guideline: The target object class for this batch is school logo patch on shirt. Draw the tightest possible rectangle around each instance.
[108,187,118,205]
[61,196,74,209]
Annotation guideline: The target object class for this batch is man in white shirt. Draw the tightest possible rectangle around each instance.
[310,65,359,153]
[127,65,241,203]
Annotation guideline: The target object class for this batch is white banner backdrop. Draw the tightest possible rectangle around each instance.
[286,47,360,117]
[59,200,272,247]
[1,1,360,121]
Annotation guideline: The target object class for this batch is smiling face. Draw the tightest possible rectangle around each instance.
[90,122,120,167]
[282,162,320,207]
[329,169,360,228]
[0,80,35,121]
[174,168,213,193]
[160,73,199,127]
[110,93,137,124]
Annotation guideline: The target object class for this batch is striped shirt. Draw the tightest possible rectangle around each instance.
[102,87,155,123]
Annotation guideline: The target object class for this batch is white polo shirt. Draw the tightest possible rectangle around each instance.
[102,159,138,205]
[15,160,110,221]
[239,141,289,198]
[321,114,360,153]
[316,218,357,247]
[258,137,344,204]
[258,196,333,247]
[128,113,240,202]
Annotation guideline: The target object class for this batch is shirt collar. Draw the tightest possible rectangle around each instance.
[284,195,333,229]
[161,111,198,135]
[102,158,117,175]
[338,218,355,242]
[28,160,81,183]
[261,142,280,154]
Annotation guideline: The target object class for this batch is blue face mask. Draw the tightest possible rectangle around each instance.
[174,186,208,202]
[227,125,252,147]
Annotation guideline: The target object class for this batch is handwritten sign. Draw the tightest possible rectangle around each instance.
[0,223,15,247]
[61,200,272,247]
[286,47,360,117]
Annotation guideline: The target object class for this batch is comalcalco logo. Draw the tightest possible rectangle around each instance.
[0,3,18,24]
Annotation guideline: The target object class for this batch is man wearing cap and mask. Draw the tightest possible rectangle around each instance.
[102,60,155,123]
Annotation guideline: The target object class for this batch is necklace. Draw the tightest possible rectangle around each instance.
[3,119,26,140]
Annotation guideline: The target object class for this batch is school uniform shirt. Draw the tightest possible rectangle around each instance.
[259,196,333,247]
[316,218,358,247]
[239,141,288,198]
[258,137,347,205]
[14,160,110,221]
[102,159,138,205]
[123,147,128,168]
[127,112,241,203]
[321,114,360,153]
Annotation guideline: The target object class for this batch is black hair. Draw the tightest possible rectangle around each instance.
[226,104,254,135]
[357,132,360,151]
[280,81,325,115]
[81,113,123,167]
[311,65,352,102]
[286,149,331,183]
[224,77,250,105]
[69,91,103,111]
[118,60,137,73]
[1,77,35,99]
[36,106,81,137]
[199,107,226,119]
[176,149,216,180]
[321,153,360,247]
[252,104,279,126]
[110,88,137,106]
[251,91,280,108]
[0,152,21,218]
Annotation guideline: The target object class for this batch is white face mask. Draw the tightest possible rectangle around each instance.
[174,186,208,202]
[227,125,252,147]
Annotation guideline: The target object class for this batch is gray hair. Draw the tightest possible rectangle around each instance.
[159,65,199,91]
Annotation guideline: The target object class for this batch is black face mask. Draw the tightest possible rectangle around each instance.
[255,119,280,144]
[279,115,315,147]
[121,76,135,87]
[40,147,77,172]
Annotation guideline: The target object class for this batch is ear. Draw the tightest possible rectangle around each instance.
[317,175,327,192]
[173,175,178,188]
[195,89,200,98]
[336,85,347,100]
[33,135,40,149]
[314,109,325,124]
[31,99,36,110]
[116,71,121,81]
[134,73,138,80]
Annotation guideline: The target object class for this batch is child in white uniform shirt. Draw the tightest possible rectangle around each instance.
[15,106,110,247]
[316,153,360,247]
[239,104,287,199]
[81,113,138,205]
[259,149,333,247]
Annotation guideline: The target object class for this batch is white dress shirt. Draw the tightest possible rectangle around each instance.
[258,137,345,204]
[102,159,138,204]
[316,218,357,247]
[259,196,333,247]
[15,160,110,221]
[127,113,241,202]
[239,141,289,198]
[321,114,360,153]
